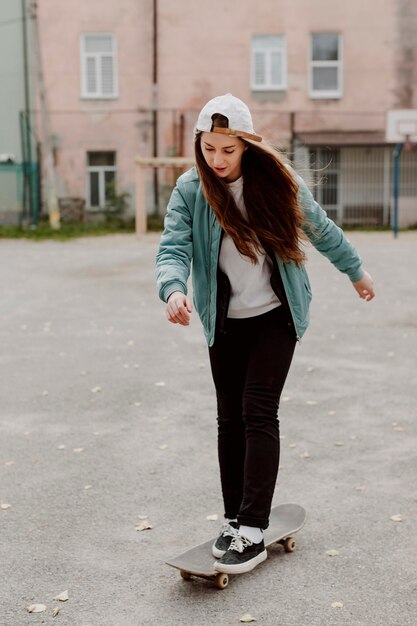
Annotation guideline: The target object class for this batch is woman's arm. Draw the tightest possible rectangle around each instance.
[297,176,375,299]
[156,182,194,304]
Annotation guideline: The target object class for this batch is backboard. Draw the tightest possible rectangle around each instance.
[386,110,417,144]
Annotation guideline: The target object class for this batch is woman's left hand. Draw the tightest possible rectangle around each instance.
[352,270,375,301]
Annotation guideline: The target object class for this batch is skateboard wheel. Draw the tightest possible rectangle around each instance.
[283,537,296,552]
[215,573,229,589]
[180,570,191,580]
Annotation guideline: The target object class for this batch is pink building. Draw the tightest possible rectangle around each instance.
[37,0,417,226]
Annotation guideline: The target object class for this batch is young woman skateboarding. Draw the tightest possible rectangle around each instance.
[156,94,375,575]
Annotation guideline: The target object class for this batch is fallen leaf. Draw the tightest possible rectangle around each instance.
[333,441,344,447]
[159,444,168,450]
[91,386,102,393]
[57,445,66,450]
[84,485,93,490]
[240,615,257,623]
[331,602,344,609]
[5,461,14,466]
[52,607,60,617]
[393,426,405,432]
[300,451,310,459]
[206,514,218,521]
[127,340,135,346]
[282,396,291,402]
[138,514,148,520]
[355,485,366,492]
[27,604,47,613]
[306,400,318,405]
[289,443,297,448]
[136,520,153,531]
[328,410,336,415]
[134,402,142,406]
[73,448,84,453]
[390,514,402,522]
[1,503,11,510]
[53,590,69,602]
[306,366,315,373]
[326,549,339,557]
[155,381,166,387]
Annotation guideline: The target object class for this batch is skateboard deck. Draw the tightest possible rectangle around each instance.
[165,503,306,589]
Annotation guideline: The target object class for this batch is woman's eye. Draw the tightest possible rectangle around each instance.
[224,150,234,154]
[204,147,214,151]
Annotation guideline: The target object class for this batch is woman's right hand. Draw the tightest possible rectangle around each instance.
[166,291,193,326]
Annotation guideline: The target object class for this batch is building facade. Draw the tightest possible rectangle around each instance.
[31,0,417,225]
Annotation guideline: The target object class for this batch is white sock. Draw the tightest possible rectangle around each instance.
[239,525,263,544]
[226,518,237,525]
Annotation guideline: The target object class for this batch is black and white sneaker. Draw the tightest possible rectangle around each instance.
[212,521,239,558]
[213,534,267,574]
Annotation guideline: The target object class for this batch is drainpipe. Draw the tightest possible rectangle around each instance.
[21,0,32,221]
[152,0,159,215]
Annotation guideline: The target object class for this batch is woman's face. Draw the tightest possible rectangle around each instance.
[200,132,246,183]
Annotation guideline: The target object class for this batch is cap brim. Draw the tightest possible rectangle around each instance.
[210,127,263,143]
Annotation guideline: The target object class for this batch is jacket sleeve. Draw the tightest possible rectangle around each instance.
[155,181,193,303]
[297,176,364,282]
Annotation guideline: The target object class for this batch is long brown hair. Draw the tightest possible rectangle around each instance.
[194,114,307,265]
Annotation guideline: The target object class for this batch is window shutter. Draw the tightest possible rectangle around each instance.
[254,51,266,86]
[270,51,282,86]
[101,56,114,95]
[86,57,97,95]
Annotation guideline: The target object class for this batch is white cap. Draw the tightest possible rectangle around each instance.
[195,94,262,142]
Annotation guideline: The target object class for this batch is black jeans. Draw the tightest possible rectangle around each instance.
[208,306,296,529]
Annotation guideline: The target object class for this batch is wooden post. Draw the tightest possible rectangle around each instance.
[134,156,195,237]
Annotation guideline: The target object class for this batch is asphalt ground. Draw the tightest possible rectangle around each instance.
[1,231,416,626]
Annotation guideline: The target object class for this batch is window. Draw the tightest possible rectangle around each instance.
[310,33,342,99]
[81,34,118,98]
[86,152,116,208]
[251,35,287,91]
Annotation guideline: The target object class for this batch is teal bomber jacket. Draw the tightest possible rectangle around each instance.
[155,166,364,346]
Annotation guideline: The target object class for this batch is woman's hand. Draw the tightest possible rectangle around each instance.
[166,291,193,325]
[352,271,375,301]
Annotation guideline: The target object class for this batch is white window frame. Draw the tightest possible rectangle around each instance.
[86,157,117,209]
[251,35,287,91]
[309,33,343,99]
[80,33,118,99]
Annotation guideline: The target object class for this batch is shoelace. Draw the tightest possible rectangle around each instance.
[220,523,239,539]
[229,535,253,553]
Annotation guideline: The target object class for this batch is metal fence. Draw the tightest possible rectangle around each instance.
[0,162,40,226]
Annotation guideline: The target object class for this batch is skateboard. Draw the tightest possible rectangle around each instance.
[165,503,306,589]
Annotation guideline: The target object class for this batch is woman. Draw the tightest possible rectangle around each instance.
[156,94,375,575]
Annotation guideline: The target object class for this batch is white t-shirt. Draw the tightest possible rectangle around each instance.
[219,176,280,319]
